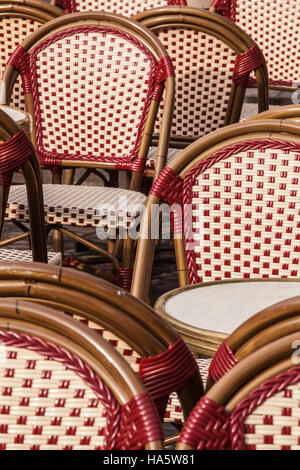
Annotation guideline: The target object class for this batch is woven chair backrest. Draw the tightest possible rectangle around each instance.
[55,0,186,15]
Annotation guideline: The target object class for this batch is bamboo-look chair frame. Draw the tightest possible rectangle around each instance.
[210,0,300,92]
[51,0,187,15]
[0,297,164,450]
[207,295,300,387]
[134,6,269,175]
[0,12,175,284]
[131,119,300,302]
[176,332,300,450]
[0,0,64,110]
[0,260,204,429]
[248,104,300,123]
[0,108,48,261]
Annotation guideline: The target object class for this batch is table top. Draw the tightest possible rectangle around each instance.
[155,279,300,335]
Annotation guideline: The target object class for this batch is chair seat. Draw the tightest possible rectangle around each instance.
[147,146,180,169]
[0,249,61,264]
[6,184,146,229]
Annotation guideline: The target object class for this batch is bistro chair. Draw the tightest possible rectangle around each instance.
[0,260,208,432]
[248,103,300,123]
[132,119,300,300]
[134,7,269,176]
[177,332,300,450]
[0,0,63,111]
[0,108,60,263]
[0,12,175,289]
[0,297,163,450]
[210,0,300,92]
[52,0,187,15]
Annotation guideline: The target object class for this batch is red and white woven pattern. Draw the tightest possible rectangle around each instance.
[0,343,117,449]
[74,317,210,424]
[0,17,41,110]
[183,143,300,283]
[153,28,236,140]
[30,26,156,167]
[6,184,146,229]
[57,0,186,15]
[0,249,61,264]
[231,367,300,450]
[215,0,300,87]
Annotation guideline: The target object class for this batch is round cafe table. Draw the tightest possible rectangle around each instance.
[155,279,300,357]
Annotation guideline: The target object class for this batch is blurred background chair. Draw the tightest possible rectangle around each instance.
[134,7,269,177]
[0,0,63,111]
[0,297,164,449]
[0,12,175,288]
[0,108,59,263]
[177,332,300,450]
[0,260,207,438]
[210,0,300,93]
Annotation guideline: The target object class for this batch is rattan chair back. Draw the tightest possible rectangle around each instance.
[177,332,300,450]
[135,6,268,153]
[52,0,186,15]
[0,297,163,449]
[211,0,300,91]
[131,119,300,301]
[0,108,47,261]
[0,12,174,184]
[0,0,63,110]
[0,261,204,427]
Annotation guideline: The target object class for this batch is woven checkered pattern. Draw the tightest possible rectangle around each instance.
[5,184,146,229]
[233,0,299,86]
[58,0,185,15]
[153,28,236,140]
[0,17,42,111]
[184,146,300,283]
[0,249,61,265]
[231,367,300,450]
[0,345,110,449]
[31,27,156,167]
[147,145,180,169]
[74,317,210,424]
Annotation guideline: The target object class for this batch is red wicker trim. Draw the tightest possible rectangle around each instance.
[169,0,187,4]
[153,56,175,102]
[183,139,300,284]
[7,45,31,94]
[0,130,34,186]
[29,26,156,169]
[150,167,183,206]
[179,396,230,449]
[209,340,238,384]
[212,0,235,21]
[116,392,163,450]
[56,0,76,13]
[231,366,300,450]
[115,267,133,290]
[233,46,265,87]
[0,329,121,450]
[139,337,201,420]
